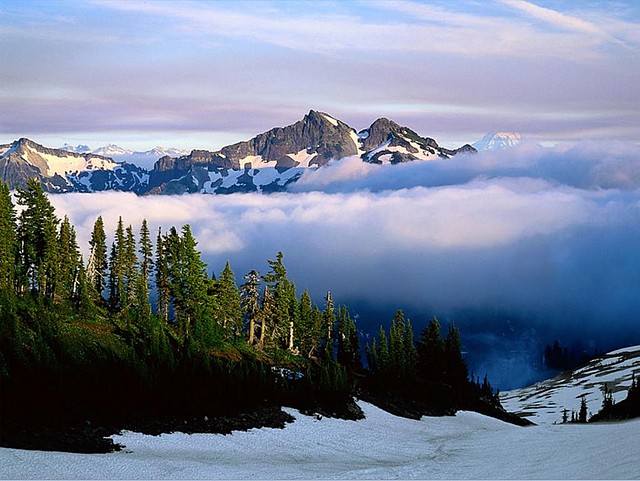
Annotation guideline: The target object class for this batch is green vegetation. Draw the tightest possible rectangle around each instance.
[0,180,519,451]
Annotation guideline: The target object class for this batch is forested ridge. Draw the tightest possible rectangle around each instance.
[0,180,525,453]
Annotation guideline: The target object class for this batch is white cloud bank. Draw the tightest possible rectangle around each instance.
[47,142,640,386]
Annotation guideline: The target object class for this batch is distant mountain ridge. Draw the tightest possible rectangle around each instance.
[472,132,521,151]
[1,111,477,194]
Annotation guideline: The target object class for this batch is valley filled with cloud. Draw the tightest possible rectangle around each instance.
[47,141,640,388]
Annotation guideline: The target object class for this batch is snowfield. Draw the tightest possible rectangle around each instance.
[502,345,640,425]
[1,401,638,480]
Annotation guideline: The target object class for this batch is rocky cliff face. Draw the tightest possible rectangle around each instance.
[2,111,476,195]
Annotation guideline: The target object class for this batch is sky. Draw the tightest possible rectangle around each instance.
[3,0,640,389]
[1,0,640,150]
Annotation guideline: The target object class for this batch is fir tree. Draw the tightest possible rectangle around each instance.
[15,179,59,298]
[87,216,108,300]
[0,182,17,291]
[417,317,444,381]
[213,261,243,337]
[241,269,261,345]
[155,227,170,323]
[108,217,126,311]
[322,291,336,360]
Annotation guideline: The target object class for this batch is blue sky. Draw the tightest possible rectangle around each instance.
[1,0,639,150]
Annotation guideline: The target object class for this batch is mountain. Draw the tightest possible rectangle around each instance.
[61,144,189,170]
[2,111,476,194]
[500,345,640,425]
[146,110,476,194]
[473,132,521,151]
[1,138,149,193]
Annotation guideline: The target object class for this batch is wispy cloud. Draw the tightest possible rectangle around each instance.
[501,0,631,48]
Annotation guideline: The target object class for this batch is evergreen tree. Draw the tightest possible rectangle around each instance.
[86,216,108,299]
[15,179,59,298]
[0,182,17,291]
[108,217,126,311]
[123,225,139,307]
[135,219,154,335]
[443,322,468,387]
[155,227,170,323]
[417,317,445,381]
[213,261,243,338]
[578,397,588,423]
[322,291,336,360]
[241,269,261,345]
[336,306,362,370]
[262,252,291,348]
[56,216,83,303]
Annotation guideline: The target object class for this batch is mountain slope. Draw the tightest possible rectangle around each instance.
[501,345,640,425]
[2,111,476,194]
[0,138,149,193]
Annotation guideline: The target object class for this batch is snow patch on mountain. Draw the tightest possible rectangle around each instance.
[473,132,521,151]
[501,345,640,425]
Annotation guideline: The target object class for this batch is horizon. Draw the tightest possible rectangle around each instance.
[2,1,639,150]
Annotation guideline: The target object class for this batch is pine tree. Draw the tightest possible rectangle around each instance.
[417,317,445,381]
[56,216,82,303]
[0,182,17,291]
[214,261,243,338]
[123,225,139,307]
[135,219,154,335]
[86,216,108,299]
[578,397,588,423]
[15,179,59,298]
[444,322,468,387]
[241,269,261,345]
[155,227,170,323]
[336,306,361,370]
[322,291,336,360]
[262,252,291,348]
[108,217,126,311]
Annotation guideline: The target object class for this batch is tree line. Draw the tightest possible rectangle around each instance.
[0,179,512,439]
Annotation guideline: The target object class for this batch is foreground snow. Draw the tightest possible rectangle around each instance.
[1,402,638,480]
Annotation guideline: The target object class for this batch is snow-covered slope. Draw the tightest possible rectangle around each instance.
[0,138,149,193]
[473,132,521,151]
[1,401,638,479]
[61,144,189,170]
[501,345,640,425]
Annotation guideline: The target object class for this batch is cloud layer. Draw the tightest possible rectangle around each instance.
[46,141,640,387]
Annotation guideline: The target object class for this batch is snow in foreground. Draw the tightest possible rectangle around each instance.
[1,402,638,480]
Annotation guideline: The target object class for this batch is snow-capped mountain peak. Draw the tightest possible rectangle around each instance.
[473,132,521,151]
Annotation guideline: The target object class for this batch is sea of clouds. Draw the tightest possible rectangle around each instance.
[48,141,640,388]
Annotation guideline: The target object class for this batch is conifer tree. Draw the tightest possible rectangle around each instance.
[87,216,108,299]
[56,216,83,303]
[336,306,362,370]
[155,227,170,323]
[322,291,336,360]
[241,269,261,345]
[15,179,59,298]
[214,261,243,337]
[0,182,17,291]
[108,217,126,311]
[123,225,139,307]
[443,322,468,387]
[262,252,291,347]
[417,317,445,381]
[135,219,154,333]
